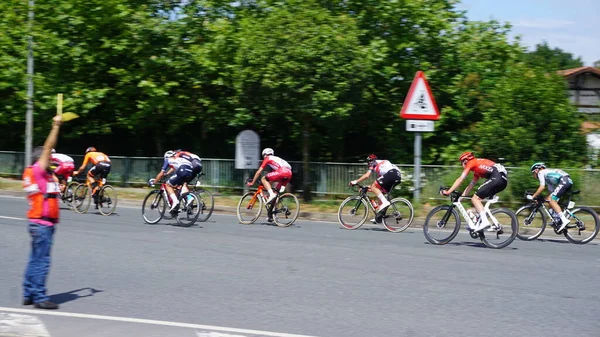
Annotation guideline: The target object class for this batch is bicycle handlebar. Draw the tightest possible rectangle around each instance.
[439,186,463,200]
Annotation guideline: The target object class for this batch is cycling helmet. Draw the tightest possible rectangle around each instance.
[366,154,377,164]
[164,150,175,159]
[51,148,56,154]
[85,147,96,153]
[459,151,475,162]
[262,148,274,156]
[530,162,546,173]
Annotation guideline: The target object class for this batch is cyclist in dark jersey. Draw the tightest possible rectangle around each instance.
[442,152,508,230]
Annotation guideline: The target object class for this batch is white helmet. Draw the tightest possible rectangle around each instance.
[262,148,274,156]
[164,150,175,159]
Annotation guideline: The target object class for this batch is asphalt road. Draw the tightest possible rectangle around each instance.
[1,195,599,337]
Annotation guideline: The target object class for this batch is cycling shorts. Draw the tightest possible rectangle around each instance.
[167,165,194,187]
[475,166,507,199]
[265,169,292,192]
[190,159,203,177]
[89,162,111,179]
[375,169,401,194]
[550,176,573,201]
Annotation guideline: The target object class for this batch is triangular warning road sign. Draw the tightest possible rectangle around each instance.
[399,71,440,121]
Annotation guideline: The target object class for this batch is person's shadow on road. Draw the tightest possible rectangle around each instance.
[50,287,104,304]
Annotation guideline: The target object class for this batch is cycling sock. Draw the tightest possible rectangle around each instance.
[377,193,386,203]
[267,188,274,197]
[169,193,178,204]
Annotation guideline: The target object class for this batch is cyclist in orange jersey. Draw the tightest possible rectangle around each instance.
[442,152,508,231]
[73,147,111,207]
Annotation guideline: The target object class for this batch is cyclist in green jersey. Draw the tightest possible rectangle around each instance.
[528,163,573,232]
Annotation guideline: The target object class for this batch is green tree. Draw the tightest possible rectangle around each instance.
[524,41,584,71]
[231,0,369,199]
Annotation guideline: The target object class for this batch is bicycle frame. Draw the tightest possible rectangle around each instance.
[524,193,578,229]
[453,196,501,231]
[244,184,271,211]
[354,185,381,215]
[441,190,501,232]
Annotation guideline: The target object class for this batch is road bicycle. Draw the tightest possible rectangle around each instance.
[236,179,300,227]
[142,180,201,227]
[423,187,517,249]
[73,176,118,216]
[515,190,599,244]
[337,183,414,232]
[58,176,81,210]
[188,173,215,222]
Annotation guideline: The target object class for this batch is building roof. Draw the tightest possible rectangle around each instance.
[558,66,600,77]
[581,121,600,134]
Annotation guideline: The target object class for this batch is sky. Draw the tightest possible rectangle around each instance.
[457,0,600,66]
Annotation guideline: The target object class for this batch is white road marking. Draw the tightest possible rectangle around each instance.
[0,307,320,337]
[196,332,248,337]
[0,313,52,337]
[0,215,25,221]
[0,195,23,199]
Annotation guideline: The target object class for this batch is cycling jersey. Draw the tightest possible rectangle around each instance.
[51,153,75,178]
[261,155,292,192]
[81,151,111,167]
[537,168,570,187]
[260,155,291,171]
[23,163,60,225]
[368,160,399,177]
[161,157,192,172]
[460,159,505,180]
[175,151,201,162]
[175,151,203,177]
[460,158,508,199]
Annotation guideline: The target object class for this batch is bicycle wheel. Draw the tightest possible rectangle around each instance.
[423,205,461,245]
[73,184,91,214]
[563,206,600,244]
[142,190,166,224]
[382,197,414,233]
[176,192,201,227]
[515,204,547,241]
[272,193,300,227]
[337,196,368,230]
[62,181,80,209]
[236,192,262,224]
[194,189,214,222]
[479,208,518,249]
[97,185,118,216]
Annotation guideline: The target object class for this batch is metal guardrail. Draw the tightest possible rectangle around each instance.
[2,151,600,206]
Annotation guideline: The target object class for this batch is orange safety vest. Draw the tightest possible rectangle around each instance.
[22,165,60,222]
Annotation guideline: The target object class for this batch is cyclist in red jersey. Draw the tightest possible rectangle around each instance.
[247,148,292,204]
[442,152,508,230]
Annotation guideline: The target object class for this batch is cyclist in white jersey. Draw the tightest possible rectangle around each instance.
[149,150,194,211]
[349,154,401,213]
[528,162,573,231]
[49,149,75,194]
[247,148,293,204]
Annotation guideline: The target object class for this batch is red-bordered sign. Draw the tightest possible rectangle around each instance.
[399,71,440,121]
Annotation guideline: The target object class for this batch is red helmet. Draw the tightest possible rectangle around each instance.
[459,151,474,162]
[366,154,377,164]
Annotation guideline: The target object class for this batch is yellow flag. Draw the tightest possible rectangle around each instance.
[62,112,79,122]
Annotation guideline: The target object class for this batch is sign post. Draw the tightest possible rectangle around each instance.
[399,71,440,202]
[235,130,260,194]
